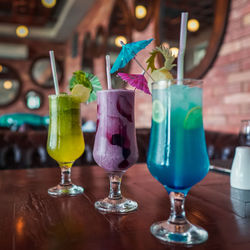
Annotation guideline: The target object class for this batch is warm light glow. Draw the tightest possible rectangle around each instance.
[162,42,170,49]
[170,47,179,58]
[41,0,56,8]
[188,19,200,32]
[0,65,2,73]
[115,36,127,47]
[3,80,13,90]
[135,5,147,19]
[16,217,24,236]
[16,25,29,38]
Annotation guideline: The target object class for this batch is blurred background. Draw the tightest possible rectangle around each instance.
[0,0,249,169]
[0,0,248,132]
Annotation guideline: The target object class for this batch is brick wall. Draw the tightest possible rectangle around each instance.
[203,0,250,133]
[65,0,250,133]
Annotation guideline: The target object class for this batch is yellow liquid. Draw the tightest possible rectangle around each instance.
[47,95,85,165]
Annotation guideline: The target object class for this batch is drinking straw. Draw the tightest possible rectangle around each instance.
[177,12,188,85]
[106,55,112,89]
[49,50,59,95]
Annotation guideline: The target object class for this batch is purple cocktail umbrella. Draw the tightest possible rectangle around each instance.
[117,72,151,95]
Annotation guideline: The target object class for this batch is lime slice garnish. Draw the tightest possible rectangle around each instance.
[183,106,203,130]
[71,84,91,102]
[152,100,165,123]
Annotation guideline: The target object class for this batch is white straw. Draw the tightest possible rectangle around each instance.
[106,55,112,89]
[177,12,188,85]
[49,50,59,95]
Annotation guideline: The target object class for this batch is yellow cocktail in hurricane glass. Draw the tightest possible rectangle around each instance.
[47,94,84,196]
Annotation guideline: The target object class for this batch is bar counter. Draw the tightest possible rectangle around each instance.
[0,164,249,250]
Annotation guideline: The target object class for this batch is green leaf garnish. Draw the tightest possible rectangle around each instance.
[146,50,158,72]
[146,45,176,72]
[85,72,102,103]
[69,70,102,103]
[69,70,93,92]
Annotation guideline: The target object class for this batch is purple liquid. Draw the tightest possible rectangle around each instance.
[93,90,138,171]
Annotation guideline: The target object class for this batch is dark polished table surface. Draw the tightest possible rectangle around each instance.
[1,164,250,250]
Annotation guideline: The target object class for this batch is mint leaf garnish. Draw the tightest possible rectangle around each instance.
[69,70,93,91]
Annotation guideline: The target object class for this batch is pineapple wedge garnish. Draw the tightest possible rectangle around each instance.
[146,45,176,92]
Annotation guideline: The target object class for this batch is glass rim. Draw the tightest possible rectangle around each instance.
[98,89,134,93]
[152,78,203,87]
[48,94,73,99]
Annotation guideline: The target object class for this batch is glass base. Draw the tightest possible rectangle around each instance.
[150,219,208,245]
[48,184,84,196]
[95,197,138,214]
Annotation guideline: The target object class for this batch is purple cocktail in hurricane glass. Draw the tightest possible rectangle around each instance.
[93,89,138,213]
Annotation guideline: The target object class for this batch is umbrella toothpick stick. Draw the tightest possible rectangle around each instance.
[120,41,154,82]
[133,56,154,81]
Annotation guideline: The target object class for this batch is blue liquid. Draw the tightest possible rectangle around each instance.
[147,85,209,194]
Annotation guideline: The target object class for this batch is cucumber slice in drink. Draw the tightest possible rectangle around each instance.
[184,106,202,130]
[152,100,165,123]
[71,84,91,102]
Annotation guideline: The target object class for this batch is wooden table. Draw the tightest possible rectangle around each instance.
[0,164,250,250]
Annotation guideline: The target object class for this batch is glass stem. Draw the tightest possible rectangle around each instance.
[168,192,187,225]
[60,163,73,186]
[108,172,123,200]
